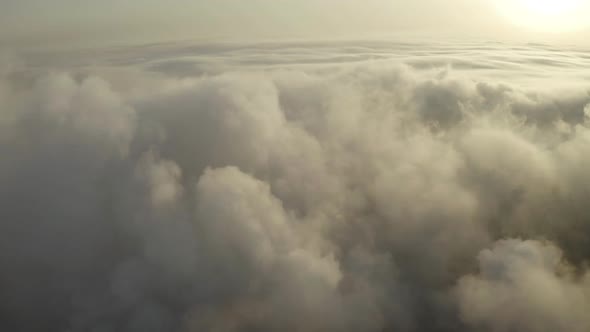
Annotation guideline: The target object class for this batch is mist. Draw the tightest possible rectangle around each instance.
[3,0,588,48]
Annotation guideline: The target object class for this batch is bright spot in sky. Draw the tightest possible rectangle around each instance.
[521,0,581,16]
[495,0,590,32]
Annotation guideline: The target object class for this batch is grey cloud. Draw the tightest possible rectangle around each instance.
[456,239,590,332]
[1,43,590,332]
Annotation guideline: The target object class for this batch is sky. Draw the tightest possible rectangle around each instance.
[1,0,589,48]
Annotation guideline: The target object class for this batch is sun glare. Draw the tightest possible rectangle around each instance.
[496,0,590,32]
[521,0,580,16]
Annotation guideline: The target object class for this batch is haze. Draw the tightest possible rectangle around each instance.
[2,0,589,48]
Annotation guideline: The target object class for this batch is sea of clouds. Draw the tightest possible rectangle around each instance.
[2,40,590,332]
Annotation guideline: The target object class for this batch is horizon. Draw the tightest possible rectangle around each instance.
[2,0,590,49]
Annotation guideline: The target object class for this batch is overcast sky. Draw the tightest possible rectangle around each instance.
[0,0,588,48]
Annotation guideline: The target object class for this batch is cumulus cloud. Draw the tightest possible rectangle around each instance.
[456,240,590,332]
[1,43,590,332]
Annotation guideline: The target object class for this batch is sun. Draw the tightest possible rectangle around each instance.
[495,0,590,32]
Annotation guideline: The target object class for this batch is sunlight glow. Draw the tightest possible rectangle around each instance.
[496,0,590,32]
[521,0,581,16]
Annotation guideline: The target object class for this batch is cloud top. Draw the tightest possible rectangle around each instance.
[1,43,590,331]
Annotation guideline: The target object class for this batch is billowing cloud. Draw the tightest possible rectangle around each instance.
[1,42,590,332]
[456,240,590,332]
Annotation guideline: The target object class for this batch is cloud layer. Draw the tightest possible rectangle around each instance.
[1,42,590,332]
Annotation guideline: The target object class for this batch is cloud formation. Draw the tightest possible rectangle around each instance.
[1,43,590,332]
[456,240,590,332]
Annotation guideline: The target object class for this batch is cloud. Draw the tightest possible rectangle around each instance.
[1,43,590,332]
[456,239,590,332]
